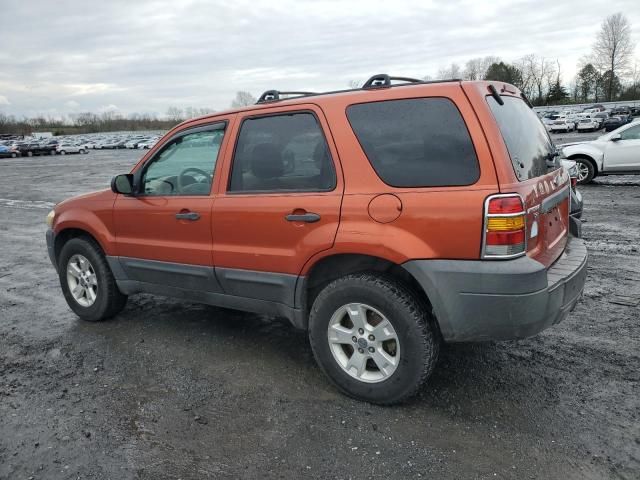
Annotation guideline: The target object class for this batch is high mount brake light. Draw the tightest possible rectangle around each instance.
[483,194,526,259]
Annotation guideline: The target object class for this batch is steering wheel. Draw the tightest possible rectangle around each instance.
[177,167,212,193]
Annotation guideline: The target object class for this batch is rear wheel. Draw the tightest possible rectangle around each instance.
[27,151,33,157]
[575,158,595,184]
[309,273,439,404]
[58,237,127,321]
[60,150,66,155]
[10,152,16,158]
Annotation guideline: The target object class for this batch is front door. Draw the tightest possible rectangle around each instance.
[114,121,229,291]
[212,106,343,305]
[605,124,640,171]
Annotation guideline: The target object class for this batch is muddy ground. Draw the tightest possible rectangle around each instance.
[0,149,638,480]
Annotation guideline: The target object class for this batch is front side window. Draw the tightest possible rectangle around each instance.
[228,112,336,193]
[346,98,479,187]
[142,125,225,196]
[620,125,640,140]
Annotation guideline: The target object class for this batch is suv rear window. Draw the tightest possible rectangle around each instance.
[487,96,557,181]
[346,98,479,187]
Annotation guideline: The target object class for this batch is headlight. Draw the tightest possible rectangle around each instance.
[46,210,56,228]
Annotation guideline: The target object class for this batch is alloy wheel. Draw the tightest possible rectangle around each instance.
[66,254,98,307]
[327,303,400,383]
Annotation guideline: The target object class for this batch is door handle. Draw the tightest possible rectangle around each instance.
[285,212,321,223]
[175,211,200,221]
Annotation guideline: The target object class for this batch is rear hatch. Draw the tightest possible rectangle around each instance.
[486,94,570,268]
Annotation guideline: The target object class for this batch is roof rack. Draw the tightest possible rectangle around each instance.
[256,90,316,104]
[362,74,423,89]
[253,74,462,105]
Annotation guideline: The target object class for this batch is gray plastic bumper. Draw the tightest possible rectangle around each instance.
[46,229,57,271]
[403,237,588,342]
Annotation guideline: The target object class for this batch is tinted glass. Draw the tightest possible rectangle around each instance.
[346,98,479,187]
[487,96,557,181]
[620,125,640,140]
[229,113,336,192]
[142,125,225,196]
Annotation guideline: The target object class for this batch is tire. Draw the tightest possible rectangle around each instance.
[80,149,87,154]
[309,273,439,405]
[50,150,55,155]
[58,237,127,322]
[575,157,596,184]
[60,150,66,155]
[10,152,16,158]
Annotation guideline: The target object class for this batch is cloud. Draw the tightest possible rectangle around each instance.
[1,0,639,117]
[64,100,80,109]
[0,95,9,105]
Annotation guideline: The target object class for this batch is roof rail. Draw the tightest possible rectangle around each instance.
[256,90,316,104]
[362,74,423,89]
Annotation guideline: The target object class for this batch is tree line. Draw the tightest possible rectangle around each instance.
[436,13,638,106]
[0,107,216,136]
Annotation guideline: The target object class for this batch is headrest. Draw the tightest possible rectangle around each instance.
[251,143,284,179]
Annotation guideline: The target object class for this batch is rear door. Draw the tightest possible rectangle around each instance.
[212,105,343,304]
[604,124,640,171]
[484,93,570,268]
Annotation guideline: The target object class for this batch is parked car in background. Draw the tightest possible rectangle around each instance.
[15,142,55,156]
[56,143,88,155]
[0,144,19,158]
[562,121,640,184]
[576,118,599,132]
[549,118,575,133]
[593,112,608,127]
[137,139,158,149]
[603,115,632,132]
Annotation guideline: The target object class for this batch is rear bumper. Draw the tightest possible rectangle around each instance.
[403,237,588,342]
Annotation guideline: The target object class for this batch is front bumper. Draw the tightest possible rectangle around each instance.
[46,229,57,271]
[403,237,588,342]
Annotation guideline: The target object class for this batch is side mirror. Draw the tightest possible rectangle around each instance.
[111,174,134,195]
[610,134,622,142]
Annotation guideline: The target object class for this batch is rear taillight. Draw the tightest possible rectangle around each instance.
[482,194,526,259]
[571,177,577,188]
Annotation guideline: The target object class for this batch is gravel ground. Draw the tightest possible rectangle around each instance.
[0,147,638,480]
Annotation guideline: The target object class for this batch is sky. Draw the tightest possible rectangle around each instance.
[1,0,639,119]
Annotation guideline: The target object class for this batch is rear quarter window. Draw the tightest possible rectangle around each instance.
[346,98,480,187]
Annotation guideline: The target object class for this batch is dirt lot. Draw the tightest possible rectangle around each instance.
[0,148,638,480]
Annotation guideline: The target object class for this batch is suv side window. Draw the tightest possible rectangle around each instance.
[141,124,225,196]
[228,112,336,193]
[620,125,640,140]
[346,98,479,187]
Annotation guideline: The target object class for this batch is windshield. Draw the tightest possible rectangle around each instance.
[487,95,557,181]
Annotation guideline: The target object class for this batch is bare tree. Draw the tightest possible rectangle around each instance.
[463,56,500,80]
[231,91,257,108]
[519,55,556,105]
[592,13,635,101]
[437,63,462,80]
[166,106,184,122]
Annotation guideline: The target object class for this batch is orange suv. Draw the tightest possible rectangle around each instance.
[46,75,588,404]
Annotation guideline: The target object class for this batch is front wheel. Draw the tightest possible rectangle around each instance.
[309,273,439,404]
[58,237,127,321]
[575,158,595,184]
